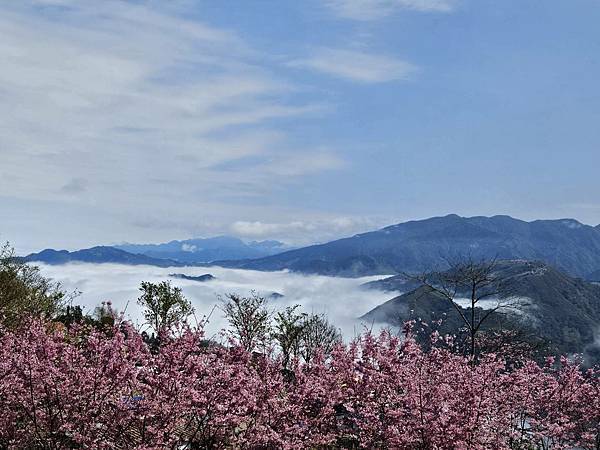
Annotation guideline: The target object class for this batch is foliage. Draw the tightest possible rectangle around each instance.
[1,316,599,449]
[273,304,307,369]
[0,242,67,329]
[272,306,341,367]
[137,280,193,334]
[92,300,117,328]
[299,312,342,365]
[221,292,271,352]
[53,301,129,335]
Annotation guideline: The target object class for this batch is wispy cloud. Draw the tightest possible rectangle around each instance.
[289,48,418,83]
[324,0,457,20]
[230,216,386,245]
[262,151,346,176]
[0,0,348,249]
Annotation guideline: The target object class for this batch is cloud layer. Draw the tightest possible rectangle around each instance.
[38,262,395,340]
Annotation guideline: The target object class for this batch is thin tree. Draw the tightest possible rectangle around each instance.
[273,305,307,369]
[300,313,342,365]
[138,280,193,334]
[221,292,271,353]
[410,257,521,360]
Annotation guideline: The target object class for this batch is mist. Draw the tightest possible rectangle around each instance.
[38,263,396,340]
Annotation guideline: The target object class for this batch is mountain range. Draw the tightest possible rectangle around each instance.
[215,215,600,279]
[24,215,600,281]
[114,236,290,263]
[24,246,184,267]
[25,237,290,266]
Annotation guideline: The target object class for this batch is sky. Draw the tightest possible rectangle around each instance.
[2,0,600,254]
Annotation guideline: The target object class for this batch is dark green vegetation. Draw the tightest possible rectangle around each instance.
[362,260,600,362]
[0,243,68,329]
[1,243,120,331]
[138,280,194,333]
[221,295,341,366]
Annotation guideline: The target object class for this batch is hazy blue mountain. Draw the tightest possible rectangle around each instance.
[25,246,183,267]
[114,236,290,263]
[588,269,600,282]
[361,275,422,293]
[168,273,215,282]
[216,215,600,278]
[362,260,600,358]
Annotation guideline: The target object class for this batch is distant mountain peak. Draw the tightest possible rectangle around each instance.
[25,246,183,267]
[25,235,293,267]
[112,235,291,264]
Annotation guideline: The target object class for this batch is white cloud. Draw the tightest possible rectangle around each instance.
[181,244,198,253]
[231,221,316,238]
[37,262,394,340]
[289,48,418,83]
[230,216,387,245]
[324,0,457,20]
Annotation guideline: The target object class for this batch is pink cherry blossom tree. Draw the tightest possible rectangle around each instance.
[1,315,599,449]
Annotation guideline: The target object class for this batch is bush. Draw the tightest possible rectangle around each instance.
[0,243,67,329]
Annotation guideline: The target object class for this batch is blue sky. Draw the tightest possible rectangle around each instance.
[1,0,600,253]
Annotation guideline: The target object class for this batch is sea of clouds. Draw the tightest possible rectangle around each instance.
[37,263,397,340]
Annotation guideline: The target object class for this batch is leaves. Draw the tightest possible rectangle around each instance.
[0,242,68,329]
[138,280,193,334]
